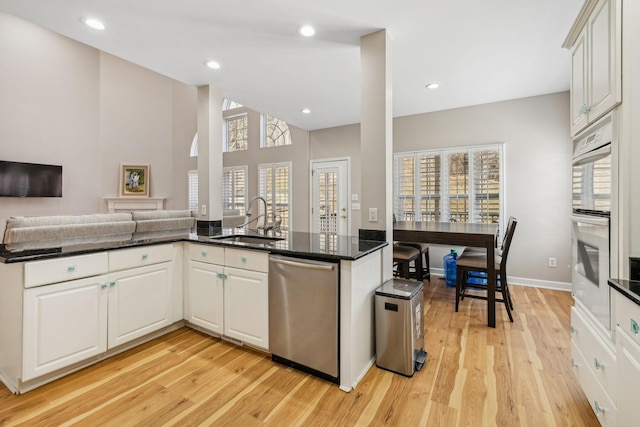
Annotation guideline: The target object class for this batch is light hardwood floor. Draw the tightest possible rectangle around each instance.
[0,279,599,426]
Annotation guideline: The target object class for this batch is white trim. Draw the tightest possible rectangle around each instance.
[430,270,571,292]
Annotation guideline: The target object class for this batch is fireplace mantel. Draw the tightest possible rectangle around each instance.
[104,197,165,213]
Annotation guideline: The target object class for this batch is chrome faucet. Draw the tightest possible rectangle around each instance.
[238,196,268,230]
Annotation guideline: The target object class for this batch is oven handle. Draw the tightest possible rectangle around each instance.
[572,143,611,166]
[570,214,609,227]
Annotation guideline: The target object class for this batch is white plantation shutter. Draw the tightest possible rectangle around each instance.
[472,148,501,224]
[393,144,504,229]
[223,166,247,215]
[393,154,416,221]
[188,170,198,214]
[258,162,291,233]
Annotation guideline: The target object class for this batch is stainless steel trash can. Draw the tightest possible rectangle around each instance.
[375,278,427,377]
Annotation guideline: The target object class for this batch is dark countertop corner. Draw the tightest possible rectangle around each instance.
[608,278,640,306]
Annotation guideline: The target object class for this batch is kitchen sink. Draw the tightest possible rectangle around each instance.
[212,235,284,245]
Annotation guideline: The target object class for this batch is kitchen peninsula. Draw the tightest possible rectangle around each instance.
[0,228,387,394]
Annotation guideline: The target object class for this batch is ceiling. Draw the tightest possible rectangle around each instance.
[0,0,584,131]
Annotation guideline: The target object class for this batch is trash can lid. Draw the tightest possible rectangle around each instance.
[375,278,423,300]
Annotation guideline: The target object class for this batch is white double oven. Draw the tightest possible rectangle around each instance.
[571,113,615,337]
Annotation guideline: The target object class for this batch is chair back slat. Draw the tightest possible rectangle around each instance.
[499,218,517,270]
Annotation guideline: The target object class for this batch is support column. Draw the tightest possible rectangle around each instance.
[196,85,223,235]
[360,30,393,280]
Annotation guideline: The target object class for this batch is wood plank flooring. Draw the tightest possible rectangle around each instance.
[0,279,599,426]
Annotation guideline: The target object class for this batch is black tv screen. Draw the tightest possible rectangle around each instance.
[0,160,62,197]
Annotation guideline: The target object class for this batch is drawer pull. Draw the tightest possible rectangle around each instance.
[594,358,602,371]
[109,281,116,287]
[67,265,77,273]
[631,319,639,336]
[142,254,149,261]
[101,283,108,290]
[570,325,575,334]
[570,358,578,368]
[216,273,227,280]
[241,256,247,264]
[201,251,207,258]
[594,401,605,416]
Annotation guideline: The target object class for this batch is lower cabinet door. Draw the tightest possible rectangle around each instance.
[223,266,268,350]
[617,327,640,427]
[108,262,173,349]
[23,275,109,381]
[187,260,224,334]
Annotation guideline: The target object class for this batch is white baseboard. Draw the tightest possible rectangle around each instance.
[429,268,571,292]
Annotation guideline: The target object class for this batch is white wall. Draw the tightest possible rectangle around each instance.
[0,13,197,238]
[310,92,573,286]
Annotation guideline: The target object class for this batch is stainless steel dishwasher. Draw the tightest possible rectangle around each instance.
[269,254,339,383]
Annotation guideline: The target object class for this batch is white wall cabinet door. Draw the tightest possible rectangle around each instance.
[570,0,621,136]
[223,266,268,350]
[23,275,108,381]
[107,262,173,349]
[186,260,225,334]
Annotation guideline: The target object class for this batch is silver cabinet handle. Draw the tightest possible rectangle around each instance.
[142,254,149,261]
[67,265,77,273]
[594,401,605,416]
[631,318,639,336]
[594,358,602,371]
[271,257,336,271]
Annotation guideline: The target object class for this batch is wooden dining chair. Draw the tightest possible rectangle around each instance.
[394,241,430,281]
[454,218,517,322]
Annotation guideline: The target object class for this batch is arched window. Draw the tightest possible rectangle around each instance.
[190,133,198,157]
[223,99,243,111]
[261,114,292,147]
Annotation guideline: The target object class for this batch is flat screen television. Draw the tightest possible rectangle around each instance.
[0,160,62,197]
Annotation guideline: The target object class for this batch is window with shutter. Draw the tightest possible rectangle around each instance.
[188,170,198,214]
[223,166,247,215]
[258,162,291,234]
[393,144,504,229]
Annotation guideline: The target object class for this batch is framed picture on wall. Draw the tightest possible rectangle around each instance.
[119,164,149,197]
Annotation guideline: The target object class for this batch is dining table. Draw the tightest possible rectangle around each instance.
[393,220,499,327]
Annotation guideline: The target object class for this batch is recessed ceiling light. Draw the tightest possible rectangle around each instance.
[425,82,440,89]
[298,25,316,37]
[204,60,221,70]
[301,108,311,114]
[82,17,106,30]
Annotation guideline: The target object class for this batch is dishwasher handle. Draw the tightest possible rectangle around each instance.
[270,257,335,271]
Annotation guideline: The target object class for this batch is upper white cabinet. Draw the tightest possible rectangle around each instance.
[566,0,621,136]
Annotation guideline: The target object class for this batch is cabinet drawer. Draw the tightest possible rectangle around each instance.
[571,341,617,427]
[224,248,269,273]
[25,252,108,288]
[188,243,224,265]
[109,244,173,272]
[614,291,640,346]
[570,307,617,400]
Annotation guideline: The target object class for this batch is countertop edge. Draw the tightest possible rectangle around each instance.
[1,233,388,264]
[608,278,640,306]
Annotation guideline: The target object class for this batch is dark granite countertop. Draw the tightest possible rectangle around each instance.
[608,278,640,306]
[0,229,387,264]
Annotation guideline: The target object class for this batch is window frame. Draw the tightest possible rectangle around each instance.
[260,114,292,148]
[224,113,248,152]
[222,165,248,216]
[258,161,292,233]
[393,143,505,233]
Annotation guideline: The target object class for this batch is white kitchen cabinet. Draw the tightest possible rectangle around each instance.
[23,275,108,381]
[186,260,225,334]
[616,329,640,426]
[570,306,617,425]
[568,0,621,136]
[614,291,640,426]
[107,262,173,349]
[223,265,269,350]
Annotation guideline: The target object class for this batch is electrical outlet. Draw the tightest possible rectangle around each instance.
[548,257,557,268]
[201,204,207,215]
[369,207,378,222]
